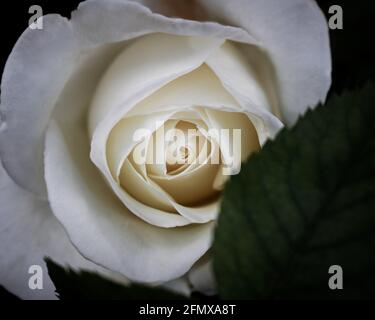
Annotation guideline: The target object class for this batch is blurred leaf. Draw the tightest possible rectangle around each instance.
[214,84,375,299]
[46,258,186,300]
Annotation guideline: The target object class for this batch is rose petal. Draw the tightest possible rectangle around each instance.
[0,15,79,197]
[119,158,176,212]
[197,0,332,125]
[44,121,214,282]
[145,119,180,178]
[120,157,220,224]
[105,112,192,226]
[204,108,260,165]
[149,145,220,206]
[107,112,220,224]
[205,41,285,131]
[125,63,243,118]
[107,112,174,181]
[0,162,128,299]
[88,33,225,136]
[72,0,258,49]
[206,41,273,114]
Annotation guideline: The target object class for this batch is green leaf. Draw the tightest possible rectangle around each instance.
[214,84,375,299]
[45,258,186,300]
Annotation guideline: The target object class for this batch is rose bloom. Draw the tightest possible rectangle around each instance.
[0,0,331,299]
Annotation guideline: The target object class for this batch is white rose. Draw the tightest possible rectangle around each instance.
[0,0,331,299]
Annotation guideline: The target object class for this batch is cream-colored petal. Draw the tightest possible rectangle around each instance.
[107,170,191,227]
[45,120,213,281]
[119,158,175,213]
[88,34,225,134]
[126,63,242,117]
[150,161,220,207]
[106,112,173,180]
[145,120,179,177]
[203,108,260,172]
[206,41,273,114]
[174,201,220,224]
[149,132,220,204]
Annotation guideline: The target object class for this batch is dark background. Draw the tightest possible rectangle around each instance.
[0,0,374,300]
[0,1,80,66]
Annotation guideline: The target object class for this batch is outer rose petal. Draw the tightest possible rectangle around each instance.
[133,0,332,125]
[72,0,258,48]
[197,0,332,125]
[0,162,129,299]
[0,15,79,197]
[0,0,259,197]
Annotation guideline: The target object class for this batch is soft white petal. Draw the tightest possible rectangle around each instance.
[0,15,79,197]
[44,120,213,282]
[205,41,285,135]
[88,33,225,135]
[72,0,258,49]
[197,0,332,125]
[126,63,242,118]
[0,162,128,300]
[206,41,273,114]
